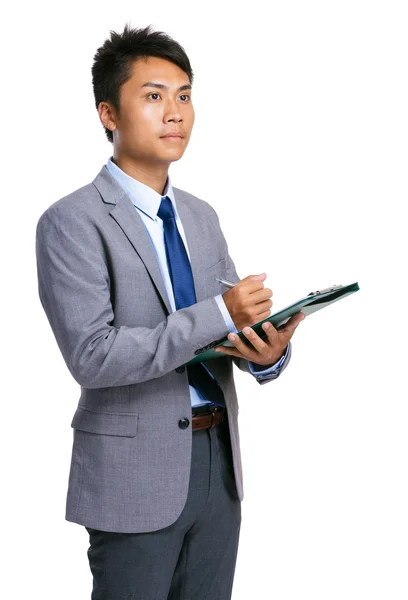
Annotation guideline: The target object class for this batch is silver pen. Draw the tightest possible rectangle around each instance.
[215,278,237,288]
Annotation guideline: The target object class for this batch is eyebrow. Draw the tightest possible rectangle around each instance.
[141,81,192,92]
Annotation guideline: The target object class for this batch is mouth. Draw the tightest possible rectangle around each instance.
[160,133,184,140]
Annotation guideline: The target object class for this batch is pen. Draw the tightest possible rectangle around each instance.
[215,278,237,288]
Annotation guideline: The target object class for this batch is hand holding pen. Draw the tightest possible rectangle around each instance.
[213,272,305,366]
[215,272,272,332]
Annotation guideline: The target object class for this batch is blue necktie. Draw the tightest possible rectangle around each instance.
[158,196,225,406]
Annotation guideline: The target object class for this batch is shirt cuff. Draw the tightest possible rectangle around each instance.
[247,342,290,375]
[214,294,238,334]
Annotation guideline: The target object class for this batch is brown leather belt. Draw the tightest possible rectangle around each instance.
[191,405,225,431]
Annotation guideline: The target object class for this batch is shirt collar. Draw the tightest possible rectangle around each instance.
[106,156,178,222]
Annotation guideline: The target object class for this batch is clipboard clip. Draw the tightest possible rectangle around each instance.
[307,284,343,296]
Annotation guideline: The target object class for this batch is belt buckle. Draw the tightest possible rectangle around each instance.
[209,405,220,428]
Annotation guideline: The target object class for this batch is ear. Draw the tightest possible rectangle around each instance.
[98,101,117,134]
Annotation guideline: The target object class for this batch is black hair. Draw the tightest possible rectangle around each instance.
[91,23,194,143]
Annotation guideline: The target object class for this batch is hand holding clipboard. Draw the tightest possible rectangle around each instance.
[182,277,359,366]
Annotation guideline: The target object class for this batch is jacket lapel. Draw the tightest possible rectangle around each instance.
[92,165,208,315]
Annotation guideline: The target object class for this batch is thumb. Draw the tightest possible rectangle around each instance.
[245,272,267,282]
[278,312,306,338]
[236,272,267,286]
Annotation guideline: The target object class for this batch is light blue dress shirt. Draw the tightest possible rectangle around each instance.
[106,157,289,407]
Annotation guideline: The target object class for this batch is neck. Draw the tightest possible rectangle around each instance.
[111,154,170,195]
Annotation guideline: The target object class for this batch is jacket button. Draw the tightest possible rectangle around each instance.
[175,366,185,373]
[178,418,190,429]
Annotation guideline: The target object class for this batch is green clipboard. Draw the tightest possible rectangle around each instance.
[182,281,360,366]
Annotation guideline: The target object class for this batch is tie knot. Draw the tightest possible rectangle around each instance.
[157,196,175,221]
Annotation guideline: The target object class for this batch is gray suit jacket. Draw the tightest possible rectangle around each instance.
[35,165,291,533]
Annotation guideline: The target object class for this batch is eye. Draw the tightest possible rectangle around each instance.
[180,94,191,102]
[147,93,161,100]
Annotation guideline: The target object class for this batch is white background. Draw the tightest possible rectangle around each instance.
[1,1,407,598]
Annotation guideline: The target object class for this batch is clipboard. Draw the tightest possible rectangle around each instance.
[182,281,360,366]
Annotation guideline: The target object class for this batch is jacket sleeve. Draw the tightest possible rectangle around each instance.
[35,206,231,389]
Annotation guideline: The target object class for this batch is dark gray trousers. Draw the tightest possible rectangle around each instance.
[85,413,242,599]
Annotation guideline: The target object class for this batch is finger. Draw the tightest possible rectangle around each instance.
[219,332,258,361]
[240,280,269,294]
[241,326,270,354]
[256,311,274,326]
[260,320,280,343]
[278,312,306,339]
[252,300,273,318]
[236,273,266,288]
[257,291,274,305]
[213,344,247,359]
[245,272,267,283]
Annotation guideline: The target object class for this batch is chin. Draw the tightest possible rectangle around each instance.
[160,150,185,163]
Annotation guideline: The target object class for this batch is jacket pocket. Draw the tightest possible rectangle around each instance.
[204,256,227,274]
[70,405,139,437]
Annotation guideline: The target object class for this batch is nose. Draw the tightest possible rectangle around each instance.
[163,98,183,123]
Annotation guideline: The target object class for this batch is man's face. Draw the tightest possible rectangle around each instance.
[107,56,195,165]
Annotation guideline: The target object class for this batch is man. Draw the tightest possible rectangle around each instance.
[35,23,305,600]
